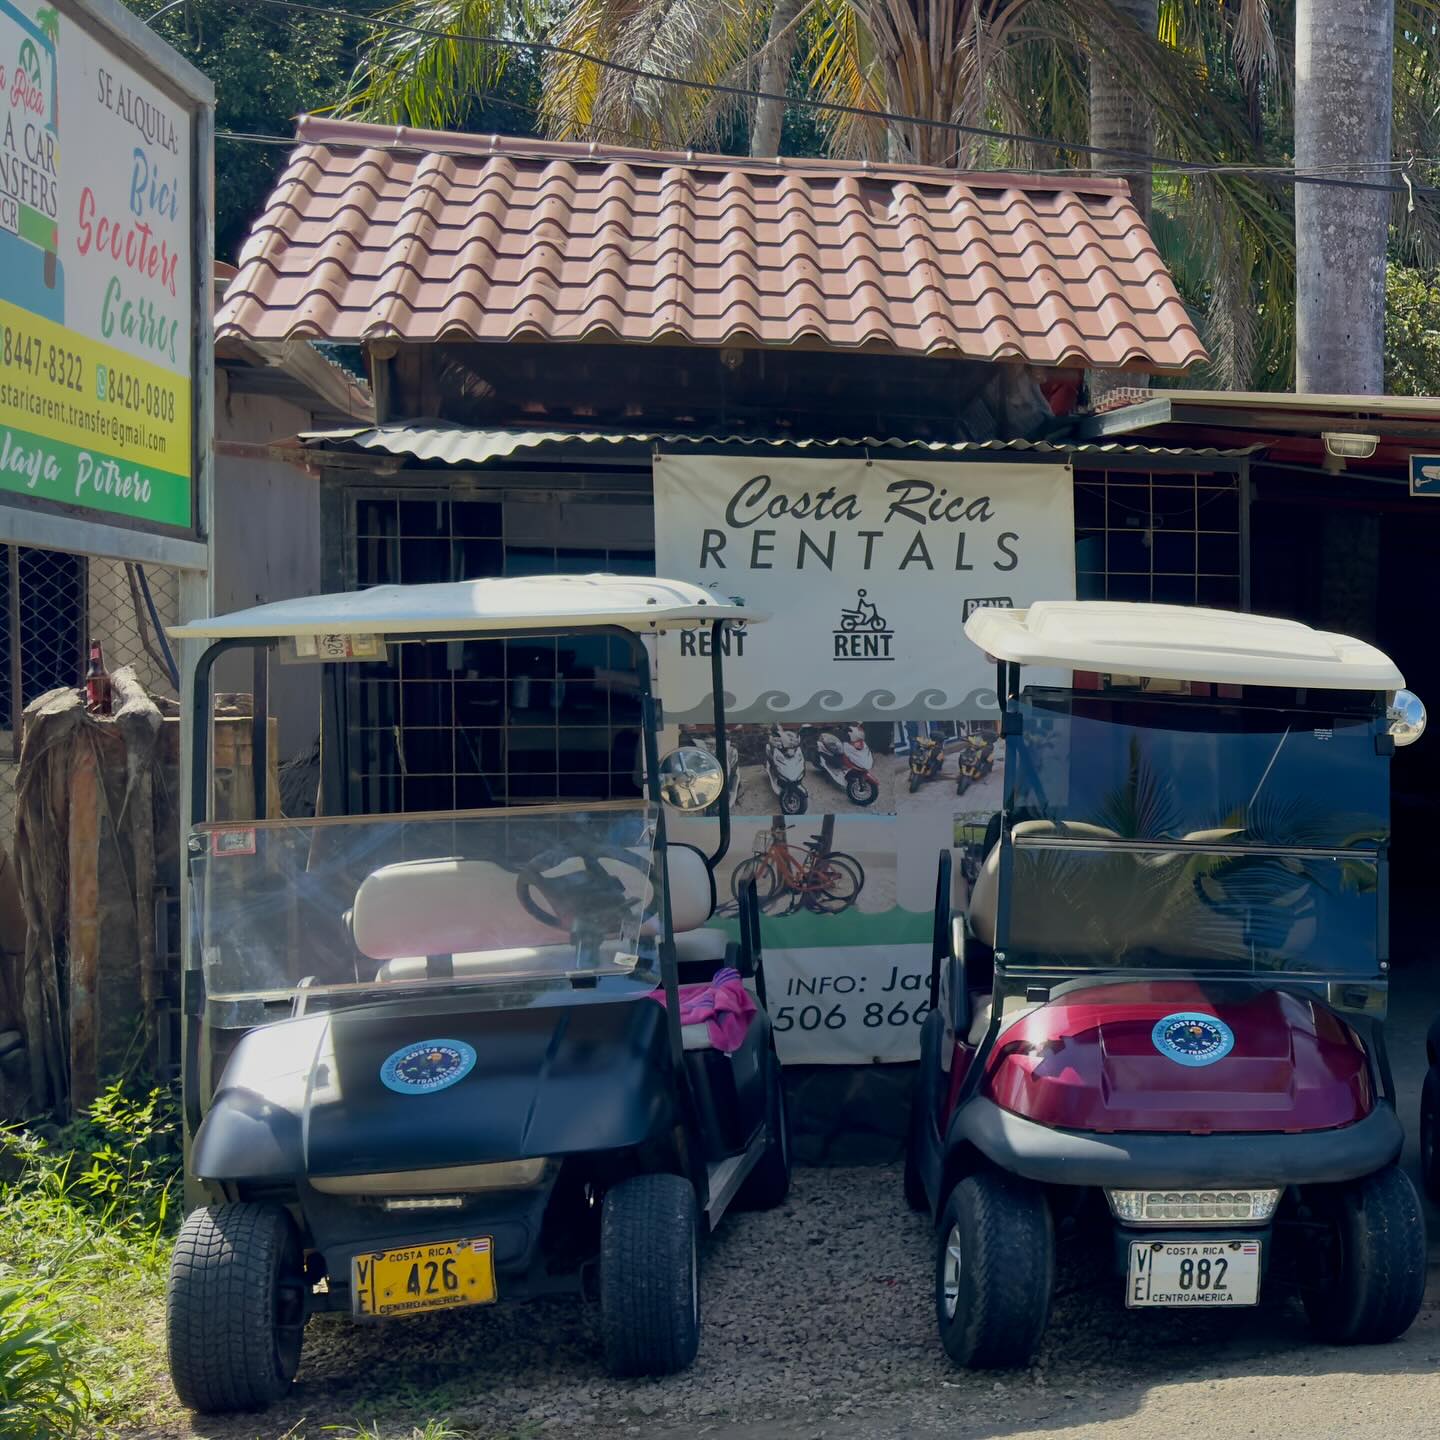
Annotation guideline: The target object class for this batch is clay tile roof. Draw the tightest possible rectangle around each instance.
[216,118,1207,374]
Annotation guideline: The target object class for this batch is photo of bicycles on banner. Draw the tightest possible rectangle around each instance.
[728,817,867,917]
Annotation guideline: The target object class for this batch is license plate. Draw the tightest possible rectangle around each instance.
[1126,1239,1261,1308]
[351,1238,496,1318]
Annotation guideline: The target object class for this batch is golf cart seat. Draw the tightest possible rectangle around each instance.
[354,843,739,986]
[967,820,1122,949]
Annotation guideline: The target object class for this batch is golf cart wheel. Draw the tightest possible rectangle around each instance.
[935,1171,1053,1369]
[780,786,807,816]
[600,1174,700,1376]
[737,1048,792,1210]
[166,1203,305,1414]
[1302,1165,1427,1345]
[846,773,879,806]
[1421,1069,1440,1201]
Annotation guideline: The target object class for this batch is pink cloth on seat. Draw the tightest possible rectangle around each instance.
[651,966,757,1053]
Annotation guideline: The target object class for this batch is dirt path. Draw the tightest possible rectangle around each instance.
[162,1162,1440,1440]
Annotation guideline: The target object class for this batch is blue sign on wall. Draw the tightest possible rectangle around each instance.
[1410,455,1440,495]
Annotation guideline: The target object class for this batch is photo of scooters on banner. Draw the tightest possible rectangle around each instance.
[680,721,894,815]
[891,719,1004,812]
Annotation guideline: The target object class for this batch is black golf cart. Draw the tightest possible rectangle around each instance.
[166,575,788,1413]
[907,601,1428,1367]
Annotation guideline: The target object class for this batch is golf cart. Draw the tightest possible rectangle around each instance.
[165,576,789,1414]
[906,601,1428,1368]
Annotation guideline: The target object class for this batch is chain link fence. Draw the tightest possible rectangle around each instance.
[0,545,179,848]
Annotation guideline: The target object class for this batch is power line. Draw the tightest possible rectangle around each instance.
[214,122,1440,205]
[230,0,1429,199]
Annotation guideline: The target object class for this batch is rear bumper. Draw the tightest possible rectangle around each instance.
[951,1097,1403,1189]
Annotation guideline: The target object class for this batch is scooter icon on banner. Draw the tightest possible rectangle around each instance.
[839,589,887,632]
[833,589,896,661]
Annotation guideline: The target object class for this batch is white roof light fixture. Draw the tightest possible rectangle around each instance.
[1322,432,1380,460]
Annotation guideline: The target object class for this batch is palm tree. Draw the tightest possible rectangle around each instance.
[1089,0,1157,220]
[1294,0,1394,394]
[340,0,539,131]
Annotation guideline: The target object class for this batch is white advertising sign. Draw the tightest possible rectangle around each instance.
[0,0,194,530]
[654,453,1075,723]
[657,453,1076,1063]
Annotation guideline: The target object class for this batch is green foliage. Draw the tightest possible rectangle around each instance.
[0,1080,181,1434]
[0,1284,90,1440]
[121,0,392,261]
[62,1082,179,1249]
[327,1422,471,1440]
[339,0,542,132]
[1385,262,1440,397]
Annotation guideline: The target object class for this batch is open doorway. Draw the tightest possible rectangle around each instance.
[1250,472,1440,947]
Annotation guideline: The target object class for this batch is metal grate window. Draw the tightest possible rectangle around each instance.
[1074,469,1244,609]
[1,545,87,736]
[346,490,655,815]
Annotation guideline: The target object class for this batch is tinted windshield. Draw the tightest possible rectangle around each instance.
[1010,692,1386,849]
[1004,838,1379,978]
[192,804,658,1005]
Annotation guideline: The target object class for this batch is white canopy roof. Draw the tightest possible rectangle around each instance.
[965,601,1404,691]
[171,575,764,640]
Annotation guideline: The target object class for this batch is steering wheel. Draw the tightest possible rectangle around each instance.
[516,841,651,933]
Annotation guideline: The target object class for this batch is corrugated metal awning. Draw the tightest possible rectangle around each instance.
[298,424,1256,467]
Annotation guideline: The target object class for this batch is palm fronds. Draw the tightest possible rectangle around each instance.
[339,0,535,129]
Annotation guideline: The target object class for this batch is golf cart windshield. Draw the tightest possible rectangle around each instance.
[191,804,660,1006]
[999,691,1386,979]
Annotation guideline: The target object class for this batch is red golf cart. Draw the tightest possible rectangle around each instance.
[906,602,1428,1367]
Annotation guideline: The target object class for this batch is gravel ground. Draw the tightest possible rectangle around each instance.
[170,1163,1440,1440]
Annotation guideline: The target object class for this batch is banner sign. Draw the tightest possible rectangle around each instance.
[656,454,1076,1064]
[654,453,1075,723]
[0,0,192,530]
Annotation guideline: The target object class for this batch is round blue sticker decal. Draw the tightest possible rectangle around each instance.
[1151,1012,1235,1068]
[380,1039,476,1095]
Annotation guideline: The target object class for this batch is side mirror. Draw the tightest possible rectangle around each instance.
[1388,690,1426,747]
[657,746,727,812]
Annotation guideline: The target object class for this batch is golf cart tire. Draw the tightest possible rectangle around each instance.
[600,1174,701,1376]
[1302,1164,1427,1346]
[935,1171,1052,1370]
[736,1049,792,1210]
[1421,1069,1440,1201]
[166,1203,304,1414]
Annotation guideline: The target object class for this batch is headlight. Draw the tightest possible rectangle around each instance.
[1106,1188,1281,1226]
[312,1158,548,1197]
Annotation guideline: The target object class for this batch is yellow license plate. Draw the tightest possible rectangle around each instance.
[351,1238,496,1318]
